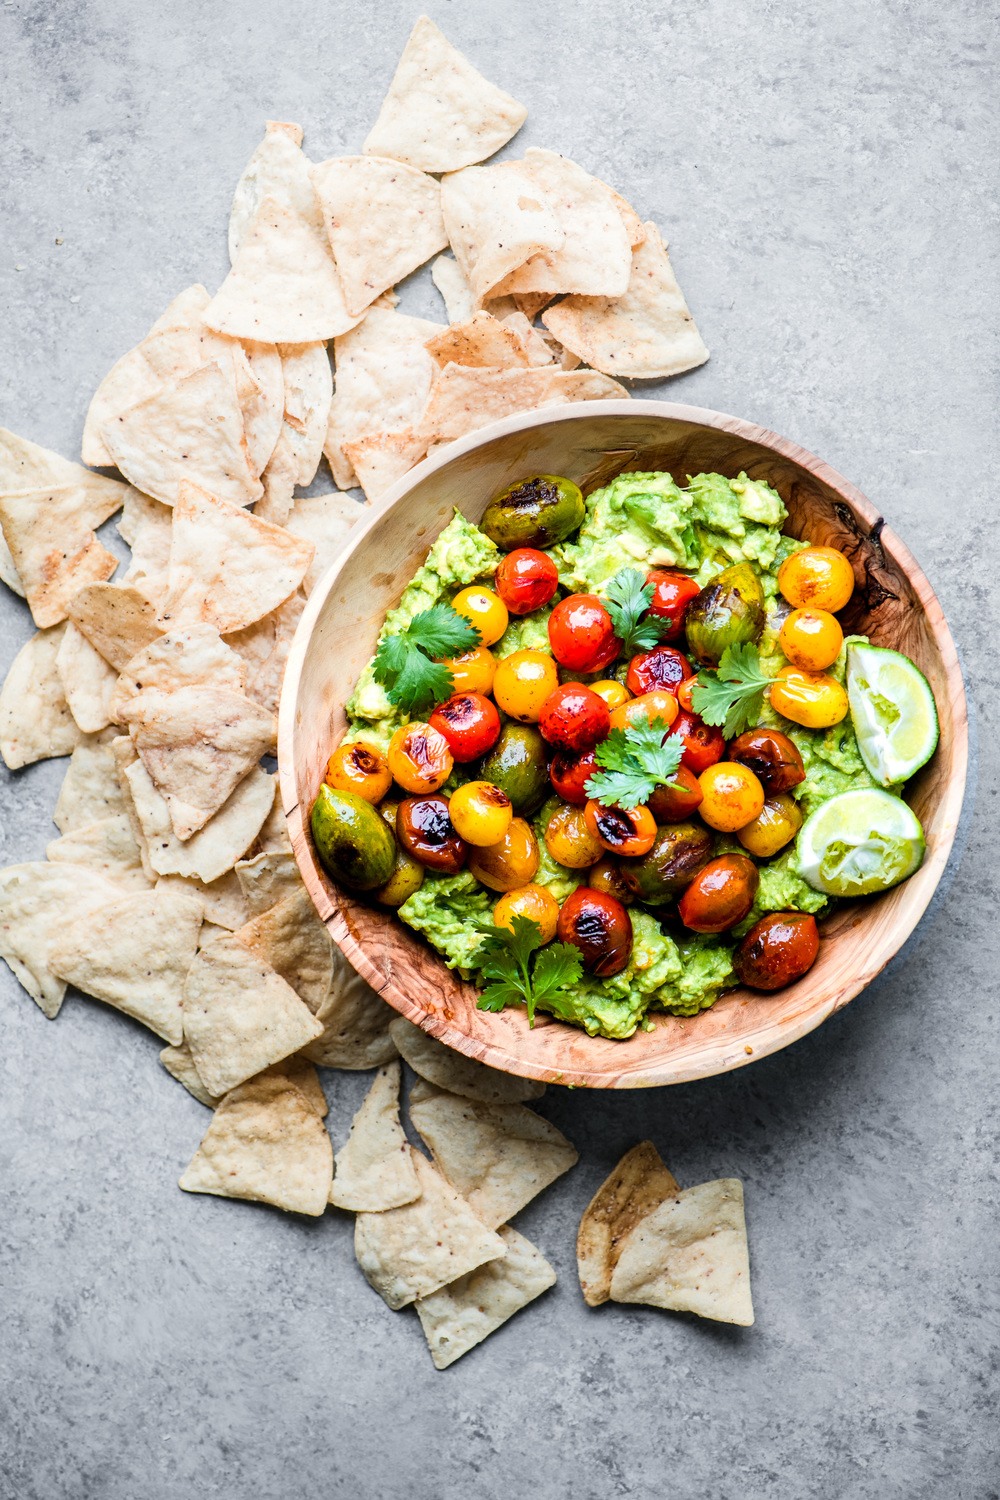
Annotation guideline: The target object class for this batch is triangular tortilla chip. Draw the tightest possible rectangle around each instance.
[53,730,129,833]
[228,121,323,264]
[355,1149,507,1308]
[576,1140,680,1306]
[154,869,249,931]
[117,488,173,598]
[0,426,127,510]
[329,1060,421,1211]
[270,342,332,485]
[101,360,263,508]
[67,582,163,672]
[254,774,292,854]
[160,1037,219,1106]
[182,934,323,1096]
[362,14,527,173]
[205,194,360,343]
[0,625,81,769]
[0,862,122,1017]
[124,685,275,840]
[234,850,303,917]
[421,364,627,444]
[408,1079,577,1229]
[48,887,203,1043]
[161,1038,327,1114]
[56,623,117,734]
[312,156,447,318]
[223,589,304,716]
[233,888,332,1012]
[284,492,365,595]
[415,1225,555,1368]
[110,623,247,724]
[431,253,476,325]
[441,160,564,302]
[541,223,710,378]
[122,756,274,883]
[0,484,121,628]
[343,428,430,503]
[236,342,285,478]
[179,1073,332,1216]
[605,187,646,248]
[0,533,24,597]
[46,813,152,892]
[609,1178,754,1326]
[302,946,398,1070]
[500,311,557,367]
[388,1017,544,1103]
[158,480,313,635]
[425,311,532,370]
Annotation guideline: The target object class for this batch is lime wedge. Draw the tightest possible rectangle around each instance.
[846,642,939,787]
[797,788,925,897]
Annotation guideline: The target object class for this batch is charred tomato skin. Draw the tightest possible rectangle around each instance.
[668,710,727,774]
[396,796,467,874]
[734,912,820,990]
[548,594,619,673]
[626,645,694,697]
[482,474,585,552]
[677,853,760,934]
[539,683,611,752]
[583,799,657,857]
[549,748,597,805]
[557,887,633,977]
[645,570,701,640]
[587,856,635,906]
[646,764,704,822]
[728,727,806,796]
[494,548,560,615]
[429,692,501,763]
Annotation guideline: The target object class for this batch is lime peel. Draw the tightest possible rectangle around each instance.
[797,788,925,898]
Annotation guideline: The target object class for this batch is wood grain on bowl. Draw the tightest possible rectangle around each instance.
[278,402,967,1088]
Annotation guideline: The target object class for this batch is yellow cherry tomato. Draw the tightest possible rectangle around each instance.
[778,608,844,672]
[737,792,803,858]
[325,741,392,803]
[387,721,454,794]
[493,649,560,722]
[698,761,766,832]
[448,780,513,846]
[544,803,603,868]
[443,645,496,696]
[609,689,679,732]
[590,679,630,711]
[468,817,540,892]
[769,666,849,729]
[452,586,509,647]
[778,546,855,612]
[494,884,559,944]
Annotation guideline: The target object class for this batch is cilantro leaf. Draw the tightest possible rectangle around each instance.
[475,917,581,1026]
[372,603,480,716]
[690,642,770,737]
[603,568,671,655]
[584,713,684,809]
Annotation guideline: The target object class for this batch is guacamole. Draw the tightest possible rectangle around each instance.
[341,471,877,1040]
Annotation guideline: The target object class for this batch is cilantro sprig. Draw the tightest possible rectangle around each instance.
[690,642,770,737]
[372,604,480,716]
[584,713,685,810]
[603,568,671,655]
[476,916,583,1027]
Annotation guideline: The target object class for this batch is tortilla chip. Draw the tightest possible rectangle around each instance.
[0,625,82,769]
[511,292,555,320]
[284,493,365,595]
[609,1178,754,1326]
[302,947,399,1070]
[160,1037,218,1106]
[252,773,292,854]
[441,161,564,303]
[271,342,332,485]
[388,1017,544,1103]
[158,481,313,635]
[122,754,273,883]
[0,484,121,629]
[430,254,476,325]
[237,342,285,479]
[53,731,129,833]
[179,1072,332,1216]
[154,869,249,931]
[312,156,447,318]
[329,1060,420,1211]
[48,887,203,1044]
[110,624,247,723]
[541,223,709,378]
[324,305,444,489]
[117,488,173,598]
[0,862,122,1017]
[101,359,262,508]
[415,1225,555,1369]
[408,1080,577,1229]
[362,14,526,173]
[606,187,646,248]
[500,312,557,368]
[226,590,305,716]
[425,311,532,371]
[0,426,127,510]
[124,685,275,840]
[162,1038,327,1114]
[233,888,332,1012]
[55,623,116,735]
[342,428,430,503]
[67,583,163,672]
[234,849,300,915]
[206,194,360,344]
[182,933,323,1096]
[46,813,152,891]
[421,364,628,445]
[355,1149,507,1309]
[0,533,24,597]
[228,121,322,264]
[576,1140,681,1307]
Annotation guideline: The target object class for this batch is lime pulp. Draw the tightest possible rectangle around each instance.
[796,787,925,898]
[846,642,939,787]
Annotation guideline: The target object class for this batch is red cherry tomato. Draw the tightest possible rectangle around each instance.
[429,692,501,763]
[645,570,701,640]
[494,549,559,616]
[668,709,726,774]
[676,677,697,713]
[549,748,596,805]
[548,594,619,673]
[539,683,611,753]
[626,645,694,696]
[557,887,633,977]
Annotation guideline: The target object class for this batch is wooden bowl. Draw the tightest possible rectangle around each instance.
[279,402,967,1088]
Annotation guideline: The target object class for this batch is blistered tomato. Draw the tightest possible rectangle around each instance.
[448,780,513,846]
[728,728,805,795]
[549,749,596,805]
[626,645,694,696]
[494,884,560,944]
[583,799,657,858]
[492,649,560,722]
[548,594,618,673]
[387,722,454,794]
[734,912,820,990]
[778,608,844,672]
[646,764,704,822]
[676,677,698,713]
[778,546,855,612]
[325,741,392,803]
[544,804,604,868]
[590,679,630,711]
[645,570,701,640]
[396,796,467,873]
[677,853,760,933]
[697,761,766,832]
[451,585,508,646]
[609,689,679,733]
[494,549,559,615]
[539,683,611,752]
[668,710,726,774]
[769,667,848,728]
[468,817,540,892]
[557,888,633,977]
[429,692,501,763]
[587,857,635,906]
[443,646,496,696]
[737,792,803,858]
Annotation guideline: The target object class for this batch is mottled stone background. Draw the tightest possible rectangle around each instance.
[0,2,996,1496]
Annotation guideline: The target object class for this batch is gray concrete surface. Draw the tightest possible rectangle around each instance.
[1,1,996,1495]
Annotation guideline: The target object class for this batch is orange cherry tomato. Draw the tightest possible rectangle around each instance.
[494,884,560,944]
[387,722,453,794]
[544,804,604,868]
[677,853,760,933]
[777,546,855,612]
[583,799,657,857]
[609,689,679,733]
[467,817,540,892]
[325,741,392,803]
[676,677,698,713]
[778,608,844,672]
[769,667,848,729]
[492,649,559,722]
[697,761,766,832]
[548,594,618,673]
[444,646,496,696]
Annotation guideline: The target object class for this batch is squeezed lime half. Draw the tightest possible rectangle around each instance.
[797,788,925,897]
[846,642,939,787]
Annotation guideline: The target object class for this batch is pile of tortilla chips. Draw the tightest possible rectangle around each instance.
[0,15,735,1367]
